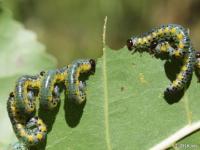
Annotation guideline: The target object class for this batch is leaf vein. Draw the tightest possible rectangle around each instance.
[182,94,192,124]
[102,16,112,150]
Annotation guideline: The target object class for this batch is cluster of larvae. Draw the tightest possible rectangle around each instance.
[7,59,96,150]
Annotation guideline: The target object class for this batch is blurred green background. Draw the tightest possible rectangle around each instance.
[4,0,200,67]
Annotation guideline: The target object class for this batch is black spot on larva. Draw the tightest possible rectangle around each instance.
[150,41,157,49]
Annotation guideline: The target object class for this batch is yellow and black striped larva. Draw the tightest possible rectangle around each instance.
[66,59,96,104]
[7,92,47,149]
[14,75,41,115]
[127,24,190,57]
[7,59,96,149]
[39,67,67,109]
[166,49,195,93]
[127,24,196,94]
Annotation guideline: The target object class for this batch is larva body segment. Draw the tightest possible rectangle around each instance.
[165,47,196,93]
[7,93,47,148]
[14,75,41,115]
[39,67,67,109]
[66,59,95,104]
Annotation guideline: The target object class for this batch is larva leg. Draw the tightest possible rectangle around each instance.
[165,47,196,94]
[155,41,175,56]
[12,142,28,150]
[7,93,47,148]
[39,67,67,109]
[66,59,96,104]
[14,75,41,115]
[79,81,86,92]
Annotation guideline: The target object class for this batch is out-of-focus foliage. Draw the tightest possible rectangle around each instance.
[0,7,56,149]
[4,0,200,66]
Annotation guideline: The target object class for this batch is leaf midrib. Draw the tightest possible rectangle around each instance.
[102,47,112,150]
[102,16,112,150]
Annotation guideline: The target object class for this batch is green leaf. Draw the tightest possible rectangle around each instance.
[2,8,200,150]
[43,46,200,150]
[0,8,57,149]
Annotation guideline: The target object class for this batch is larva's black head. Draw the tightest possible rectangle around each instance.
[9,92,14,97]
[127,39,133,51]
[127,37,138,51]
[89,59,96,74]
[40,71,45,76]
[196,51,200,58]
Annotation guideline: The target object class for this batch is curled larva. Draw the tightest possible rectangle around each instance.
[14,75,41,115]
[66,59,96,104]
[39,67,67,109]
[127,24,196,93]
[7,92,47,148]
[165,47,196,93]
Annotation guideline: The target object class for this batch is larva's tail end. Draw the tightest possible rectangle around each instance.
[164,87,184,104]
